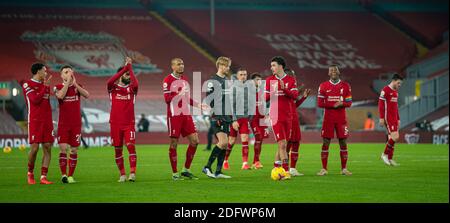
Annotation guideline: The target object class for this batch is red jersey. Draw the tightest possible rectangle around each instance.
[163,73,198,117]
[254,88,265,119]
[54,84,81,126]
[289,80,307,119]
[290,96,307,119]
[21,79,52,123]
[107,64,138,125]
[265,74,299,122]
[317,80,352,123]
[378,85,400,124]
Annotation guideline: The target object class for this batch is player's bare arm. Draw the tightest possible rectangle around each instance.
[125,56,132,65]
[107,62,130,90]
[295,88,311,107]
[334,100,343,108]
[72,75,90,98]
[232,121,240,131]
[125,59,139,92]
[44,74,52,86]
[303,88,311,97]
[298,88,311,101]
[55,75,72,99]
[379,118,386,127]
[200,103,210,111]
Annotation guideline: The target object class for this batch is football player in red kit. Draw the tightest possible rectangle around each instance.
[249,73,269,169]
[224,68,252,170]
[265,56,302,179]
[107,57,138,182]
[21,63,54,185]
[379,73,403,166]
[163,58,209,180]
[284,68,311,177]
[54,65,89,184]
[317,65,352,176]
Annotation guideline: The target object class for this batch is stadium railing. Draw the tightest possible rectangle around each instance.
[373,50,449,106]
[399,72,449,129]
[406,52,449,79]
[0,111,24,134]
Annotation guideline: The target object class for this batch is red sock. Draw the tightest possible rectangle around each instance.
[286,141,292,158]
[274,161,281,168]
[169,147,178,173]
[290,142,299,168]
[28,162,35,173]
[68,154,78,177]
[340,145,348,169]
[59,153,67,175]
[115,148,126,176]
[384,138,394,155]
[127,144,137,174]
[225,143,233,161]
[253,135,262,163]
[321,144,329,170]
[388,146,395,160]
[185,144,197,169]
[282,159,289,172]
[242,141,249,163]
[41,167,48,177]
[385,138,395,160]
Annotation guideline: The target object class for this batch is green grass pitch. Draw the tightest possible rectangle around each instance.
[0,143,448,203]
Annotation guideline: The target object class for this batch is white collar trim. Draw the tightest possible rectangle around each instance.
[171,73,181,80]
[329,79,341,85]
[275,73,287,80]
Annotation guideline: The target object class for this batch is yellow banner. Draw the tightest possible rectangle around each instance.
[415,80,422,97]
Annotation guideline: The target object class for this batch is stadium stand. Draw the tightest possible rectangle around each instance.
[0,0,144,8]
[165,9,417,101]
[387,12,448,48]
[0,111,24,134]
[367,0,449,48]
[403,106,449,132]
[0,0,447,135]
[0,7,214,97]
[0,5,215,133]
[372,38,448,130]
[409,41,448,77]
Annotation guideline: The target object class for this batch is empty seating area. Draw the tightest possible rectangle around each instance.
[166,9,417,101]
[0,111,24,134]
[387,12,448,48]
[0,6,214,101]
[0,0,447,134]
[367,0,448,48]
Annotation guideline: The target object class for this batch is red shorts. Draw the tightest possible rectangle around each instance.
[385,119,399,134]
[57,125,81,147]
[28,121,54,144]
[110,124,136,147]
[230,118,250,137]
[271,119,292,142]
[167,115,197,138]
[290,115,301,142]
[250,118,269,139]
[321,121,349,139]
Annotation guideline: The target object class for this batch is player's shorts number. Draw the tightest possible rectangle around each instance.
[76,134,81,144]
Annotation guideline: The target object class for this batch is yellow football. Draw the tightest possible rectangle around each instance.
[271,167,287,181]
[3,146,12,154]
[18,144,26,151]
